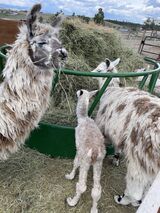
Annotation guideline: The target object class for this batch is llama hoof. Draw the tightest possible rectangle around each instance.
[66,197,77,207]
[114,195,122,204]
[65,173,74,180]
[114,194,130,205]
[112,154,120,166]
[90,207,98,213]
[112,158,120,167]
[131,200,142,207]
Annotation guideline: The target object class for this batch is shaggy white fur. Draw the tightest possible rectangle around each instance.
[65,89,106,213]
[0,4,67,160]
[92,58,160,206]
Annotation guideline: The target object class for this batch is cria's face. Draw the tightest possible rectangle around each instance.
[29,33,67,69]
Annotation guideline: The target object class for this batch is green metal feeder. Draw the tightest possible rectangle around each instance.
[0,45,160,158]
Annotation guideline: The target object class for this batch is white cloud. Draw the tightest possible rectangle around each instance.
[0,0,34,7]
[0,0,159,23]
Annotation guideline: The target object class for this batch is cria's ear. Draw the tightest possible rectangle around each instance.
[77,90,83,97]
[89,90,98,99]
[80,90,83,96]
[26,4,41,38]
[105,58,111,68]
[112,58,120,67]
[51,13,65,36]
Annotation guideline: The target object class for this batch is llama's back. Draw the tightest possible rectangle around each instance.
[76,117,105,163]
[96,87,160,174]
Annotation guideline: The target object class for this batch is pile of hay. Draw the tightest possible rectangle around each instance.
[0,147,136,213]
[43,18,144,126]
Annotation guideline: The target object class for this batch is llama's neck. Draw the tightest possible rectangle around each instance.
[98,68,119,88]
[2,26,52,105]
[76,98,89,122]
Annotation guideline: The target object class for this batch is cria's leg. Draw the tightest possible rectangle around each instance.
[91,160,103,213]
[114,160,147,206]
[65,155,79,180]
[67,161,90,207]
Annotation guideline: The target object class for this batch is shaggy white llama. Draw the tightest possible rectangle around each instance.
[92,58,123,166]
[65,89,106,213]
[0,4,67,160]
[92,58,160,206]
[92,57,122,88]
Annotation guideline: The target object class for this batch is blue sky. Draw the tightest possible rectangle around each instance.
[0,0,159,24]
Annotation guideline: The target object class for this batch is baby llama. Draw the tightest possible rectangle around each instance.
[65,89,106,213]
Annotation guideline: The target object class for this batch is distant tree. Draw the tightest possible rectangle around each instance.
[77,15,90,24]
[94,8,104,25]
[143,17,155,30]
[72,12,75,17]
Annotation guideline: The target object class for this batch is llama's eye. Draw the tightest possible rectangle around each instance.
[98,70,101,73]
[38,41,47,46]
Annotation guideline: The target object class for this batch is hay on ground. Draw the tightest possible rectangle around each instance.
[0,147,136,213]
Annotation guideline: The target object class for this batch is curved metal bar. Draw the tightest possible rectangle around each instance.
[88,77,112,116]
[1,45,160,77]
[0,45,9,59]
[1,45,160,117]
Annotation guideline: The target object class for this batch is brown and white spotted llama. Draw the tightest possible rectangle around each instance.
[0,4,67,160]
[92,58,160,206]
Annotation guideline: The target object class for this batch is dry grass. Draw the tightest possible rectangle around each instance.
[0,147,136,213]
[42,18,145,126]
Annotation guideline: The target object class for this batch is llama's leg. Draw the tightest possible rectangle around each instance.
[65,155,79,180]
[91,160,103,213]
[112,146,122,167]
[66,161,90,207]
[114,160,147,206]
[112,152,121,167]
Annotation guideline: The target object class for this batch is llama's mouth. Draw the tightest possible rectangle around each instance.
[50,48,68,69]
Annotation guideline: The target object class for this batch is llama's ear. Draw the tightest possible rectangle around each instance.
[26,4,41,38]
[51,13,65,36]
[89,90,98,99]
[105,58,111,68]
[112,58,120,67]
[77,90,83,97]
[80,90,83,96]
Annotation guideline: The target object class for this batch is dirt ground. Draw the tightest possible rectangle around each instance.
[119,30,160,59]
[0,19,21,45]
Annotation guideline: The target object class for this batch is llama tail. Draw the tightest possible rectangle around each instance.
[87,147,105,164]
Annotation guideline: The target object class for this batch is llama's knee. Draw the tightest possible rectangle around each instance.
[91,185,102,213]
[91,185,102,202]
[76,182,87,194]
